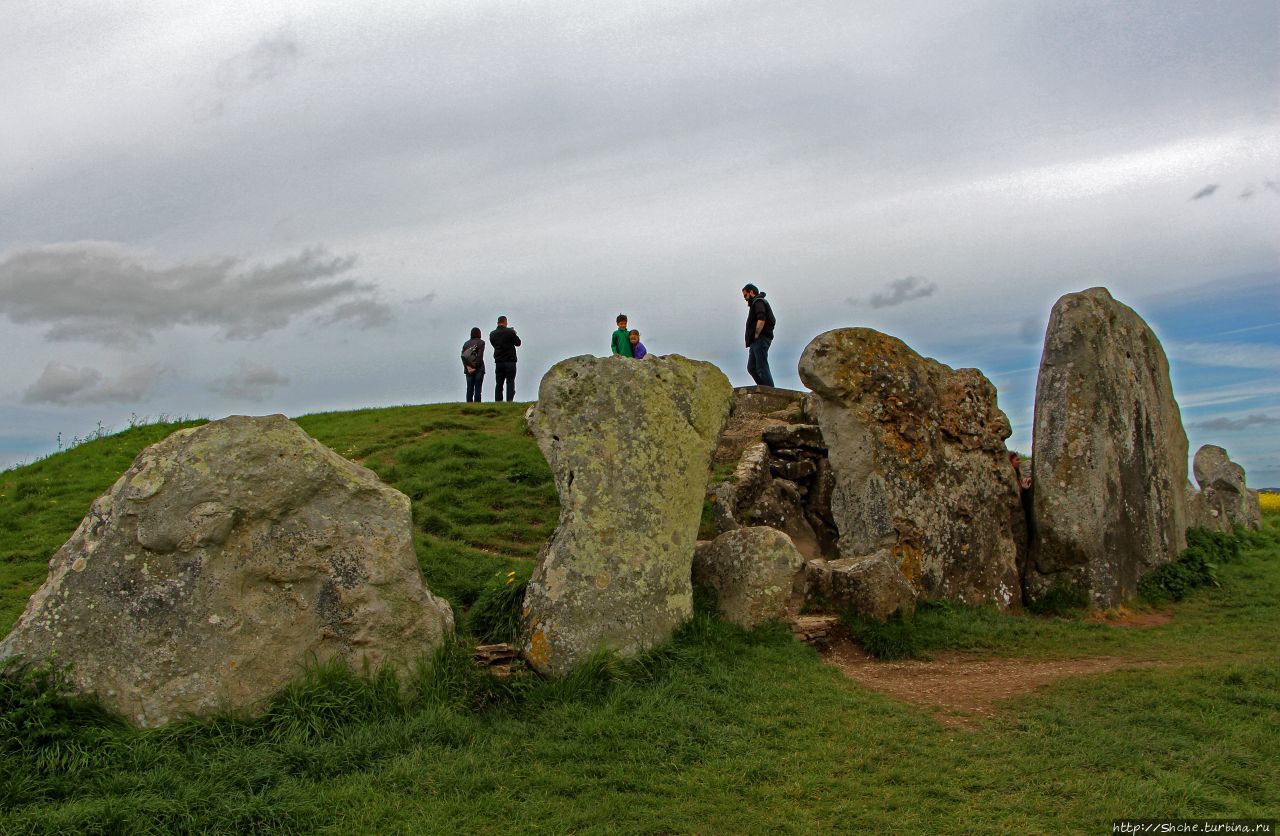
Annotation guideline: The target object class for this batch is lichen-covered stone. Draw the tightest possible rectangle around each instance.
[520,355,732,675]
[1190,444,1261,531]
[0,415,454,727]
[798,328,1025,609]
[804,551,916,621]
[693,527,805,629]
[1028,287,1188,608]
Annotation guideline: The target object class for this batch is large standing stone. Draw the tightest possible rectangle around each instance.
[1190,445,1261,531]
[521,355,732,675]
[0,415,454,727]
[693,527,805,629]
[798,328,1025,608]
[1028,287,1188,608]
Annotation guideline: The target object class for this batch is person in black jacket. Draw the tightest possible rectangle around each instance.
[461,327,486,402]
[489,315,522,402]
[742,283,775,387]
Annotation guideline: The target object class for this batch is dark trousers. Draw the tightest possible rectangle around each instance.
[465,370,484,402]
[747,337,774,387]
[494,362,517,402]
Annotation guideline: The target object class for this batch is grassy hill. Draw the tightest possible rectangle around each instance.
[2,404,1278,833]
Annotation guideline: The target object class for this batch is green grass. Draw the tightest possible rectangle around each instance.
[2,404,1279,833]
[295,403,558,610]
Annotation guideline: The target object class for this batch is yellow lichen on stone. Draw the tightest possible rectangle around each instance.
[526,625,551,671]
[893,541,923,587]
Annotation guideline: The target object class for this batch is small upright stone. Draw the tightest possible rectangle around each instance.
[0,415,454,727]
[1028,288,1188,608]
[798,328,1025,608]
[521,355,732,675]
[1191,444,1261,531]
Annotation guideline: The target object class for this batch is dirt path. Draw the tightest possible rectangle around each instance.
[824,639,1165,726]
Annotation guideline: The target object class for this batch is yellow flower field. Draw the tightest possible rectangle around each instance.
[1260,492,1280,513]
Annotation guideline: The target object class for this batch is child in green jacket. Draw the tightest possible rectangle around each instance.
[610,314,633,357]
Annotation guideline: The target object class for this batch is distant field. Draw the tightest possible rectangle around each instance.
[2,405,1278,833]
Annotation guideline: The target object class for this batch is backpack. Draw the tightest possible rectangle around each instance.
[461,341,482,368]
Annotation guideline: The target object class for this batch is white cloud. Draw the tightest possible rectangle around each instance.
[1166,340,1280,371]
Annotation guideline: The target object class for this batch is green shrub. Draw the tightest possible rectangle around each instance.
[1185,527,1240,564]
[1026,581,1090,616]
[1138,528,1229,603]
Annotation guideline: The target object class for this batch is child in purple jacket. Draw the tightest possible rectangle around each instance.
[628,330,647,359]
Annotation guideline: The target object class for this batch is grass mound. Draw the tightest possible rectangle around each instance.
[1,405,1278,832]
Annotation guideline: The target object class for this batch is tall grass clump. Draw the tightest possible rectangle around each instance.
[841,609,928,660]
[0,659,122,776]
[466,567,531,644]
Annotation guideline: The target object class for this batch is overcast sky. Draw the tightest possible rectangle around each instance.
[2,0,1278,484]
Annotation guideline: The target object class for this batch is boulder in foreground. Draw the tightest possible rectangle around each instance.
[0,415,454,727]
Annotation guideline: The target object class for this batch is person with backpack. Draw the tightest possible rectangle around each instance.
[461,327,486,402]
[742,283,776,387]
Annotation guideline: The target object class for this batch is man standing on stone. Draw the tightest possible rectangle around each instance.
[490,315,522,402]
[742,283,776,387]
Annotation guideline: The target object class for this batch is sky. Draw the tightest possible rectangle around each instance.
[1,0,1277,485]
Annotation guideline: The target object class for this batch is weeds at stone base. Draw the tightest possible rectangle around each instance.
[841,609,929,660]
[1024,581,1090,616]
[1138,527,1238,603]
[465,570,532,644]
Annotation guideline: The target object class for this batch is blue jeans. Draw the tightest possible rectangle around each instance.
[494,362,517,401]
[465,369,484,402]
[747,337,774,387]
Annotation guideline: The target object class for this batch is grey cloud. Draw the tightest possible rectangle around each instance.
[199,30,302,119]
[1191,413,1280,432]
[209,362,290,400]
[23,362,168,405]
[235,32,302,87]
[319,299,394,329]
[1019,317,1043,345]
[0,242,374,346]
[868,276,938,309]
[1191,184,1219,200]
